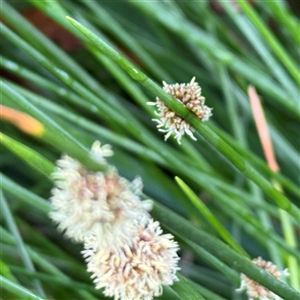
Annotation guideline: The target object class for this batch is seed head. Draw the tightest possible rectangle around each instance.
[49,142,152,243]
[238,257,289,300]
[83,219,180,300]
[148,77,212,144]
[49,141,180,299]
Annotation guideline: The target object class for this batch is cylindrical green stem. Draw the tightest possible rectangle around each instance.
[65,16,299,224]
[152,202,300,300]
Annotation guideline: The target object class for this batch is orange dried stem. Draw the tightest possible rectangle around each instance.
[248,86,299,291]
[0,105,44,137]
[247,86,279,173]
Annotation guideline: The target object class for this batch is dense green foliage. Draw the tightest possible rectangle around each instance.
[1,1,299,299]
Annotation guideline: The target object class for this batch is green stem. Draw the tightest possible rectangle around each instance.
[175,177,248,257]
[0,275,46,300]
[152,202,300,300]
[1,79,106,172]
[280,208,300,291]
[182,239,240,286]
[173,274,206,300]
[219,0,298,100]
[0,191,46,297]
[82,1,172,81]
[130,1,299,117]
[0,227,98,300]
[238,0,300,83]
[1,133,54,177]
[146,78,299,220]
[265,1,300,46]
[1,174,51,215]
[5,80,281,222]
[64,16,300,224]
[212,123,299,198]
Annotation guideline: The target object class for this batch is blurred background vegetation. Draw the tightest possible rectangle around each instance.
[1,1,299,299]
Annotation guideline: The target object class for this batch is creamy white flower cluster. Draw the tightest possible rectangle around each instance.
[238,256,289,300]
[148,77,212,144]
[50,141,180,300]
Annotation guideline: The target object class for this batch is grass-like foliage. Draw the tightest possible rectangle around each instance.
[1,1,299,299]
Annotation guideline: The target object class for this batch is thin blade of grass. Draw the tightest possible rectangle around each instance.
[0,275,46,300]
[130,1,299,117]
[0,227,99,300]
[173,273,206,300]
[0,133,54,177]
[1,79,106,172]
[175,176,248,257]
[0,191,46,297]
[1,174,51,215]
[238,0,299,82]
[65,16,300,224]
[152,202,300,300]
[248,85,299,291]
[219,1,298,100]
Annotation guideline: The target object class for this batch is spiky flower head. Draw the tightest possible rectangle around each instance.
[238,257,289,300]
[83,219,180,300]
[148,77,212,144]
[49,141,152,243]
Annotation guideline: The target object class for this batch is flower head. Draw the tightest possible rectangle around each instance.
[148,77,212,144]
[49,141,180,299]
[50,142,152,242]
[238,257,289,300]
[83,219,180,300]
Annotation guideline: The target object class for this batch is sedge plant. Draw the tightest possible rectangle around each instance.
[1,1,299,300]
